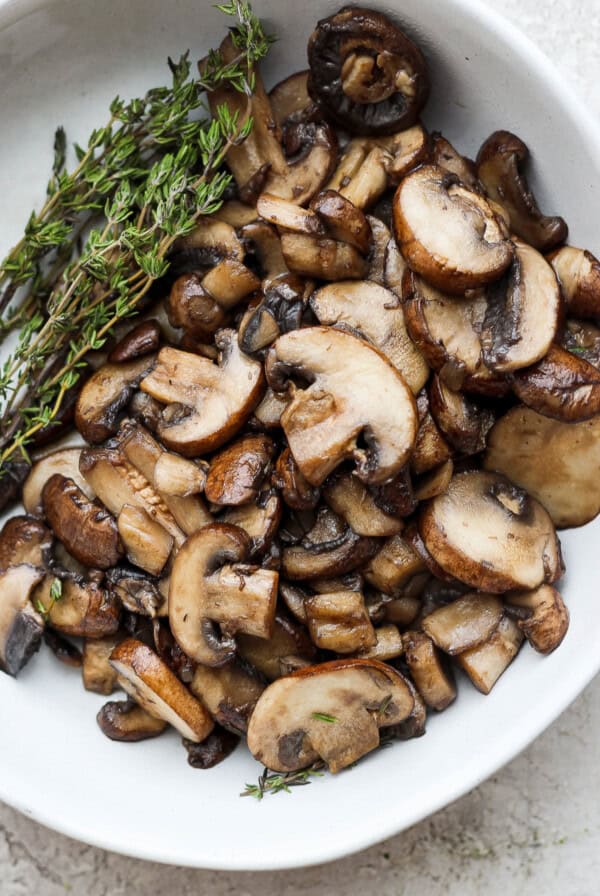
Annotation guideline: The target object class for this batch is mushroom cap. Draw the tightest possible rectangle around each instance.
[246,657,415,772]
[510,343,600,422]
[205,434,274,506]
[506,584,569,655]
[0,564,45,676]
[96,699,168,742]
[550,246,600,320]
[0,516,52,570]
[75,356,155,444]
[267,326,418,485]
[23,447,93,518]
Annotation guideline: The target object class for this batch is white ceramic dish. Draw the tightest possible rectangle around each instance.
[1,0,600,871]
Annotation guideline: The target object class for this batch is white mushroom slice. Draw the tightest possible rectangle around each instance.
[251,387,291,429]
[383,237,407,298]
[355,624,404,661]
[75,357,155,444]
[505,584,569,654]
[328,142,388,210]
[323,472,403,537]
[237,614,316,681]
[310,281,428,394]
[393,164,513,294]
[264,122,338,206]
[402,630,457,711]
[117,505,174,577]
[550,246,600,319]
[109,638,214,742]
[419,471,562,592]
[257,193,325,235]
[363,533,426,596]
[0,564,45,676]
[153,453,207,497]
[281,233,368,280]
[484,405,600,527]
[481,239,561,372]
[247,658,415,773]
[510,343,600,422]
[311,190,372,254]
[169,523,278,667]
[456,615,524,694]
[140,331,264,456]
[190,660,266,734]
[422,593,503,655]
[305,591,376,653]
[23,447,93,517]
[377,124,430,183]
[267,327,418,485]
[281,522,379,581]
[327,139,367,191]
[200,259,260,309]
[82,634,122,695]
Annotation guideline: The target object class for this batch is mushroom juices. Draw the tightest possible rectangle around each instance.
[6,2,600,781]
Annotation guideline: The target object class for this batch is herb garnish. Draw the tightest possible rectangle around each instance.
[311,712,338,723]
[35,576,63,620]
[241,763,326,800]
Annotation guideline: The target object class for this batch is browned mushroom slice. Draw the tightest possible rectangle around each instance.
[456,615,524,694]
[256,193,324,236]
[549,246,600,319]
[310,190,372,254]
[0,516,52,570]
[387,681,427,740]
[269,70,312,126]
[323,471,402,537]
[117,505,173,577]
[183,726,240,768]
[404,524,459,584]
[42,474,122,570]
[109,320,161,363]
[213,200,258,228]
[110,638,213,742]
[273,447,320,510]
[221,490,282,556]
[505,584,569,654]
[355,624,404,661]
[371,467,416,518]
[379,124,430,184]
[34,572,120,638]
[265,122,338,206]
[237,614,316,682]
[365,215,390,286]
[384,592,425,627]
[310,281,429,394]
[140,332,264,456]
[173,218,244,267]
[422,593,503,655]
[153,453,207,498]
[281,507,379,580]
[413,459,454,502]
[82,634,123,694]
[169,523,278,666]
[167,273,227,340]
[305,591,376,654]
[393,165,513,294]
[200,259,260,309]
[281,233,368,280]
[240,221,289,287]
[403,630,456,710]
[428,376,495,454]
[106,567,165,617]
[97,699,168,742]
[364,533,426,596]
[484,405,600,527]
[326,140,388,210]
[75,356,155,444]
[205,434,274,506]
[267,327,418,485]
[383,236,407,299]
[0,564,45,676]
[247,658,415,773]
[411,391,452,475]
[190,660,266,734]
[22,447,93,518]
[129,390,162,433]
[431,133,479,190]
[481,239,561,373]
[250,387,290,430]
[419,471,562,592]
[477,131,567,252]
[510,343,600,422]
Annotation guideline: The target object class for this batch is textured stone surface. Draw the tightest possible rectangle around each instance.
[2,1,600,893]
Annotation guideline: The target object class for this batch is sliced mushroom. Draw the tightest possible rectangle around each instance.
[43,629,82,667]
[0,564,45,676]
[510,343,600,422]
[310,190,372,254]
[106,567,165,617]
[363,533,426,596]
[422,593,503,655]
[403,630,456,710]
[378,124,430,183]
[250,387,290,430]
[484,405,600,527]
[173,217,244,268]
[82,634,123,694]
[183,726,240,768]
[273,447,320,510]
[22,447,93,518]
[201,259,260,309]
[307,7,429,136]
[168,523,278,666]
[167,272,227,340]
[326,139,389,210]
[240,221,289,287]
[117,505,173,577]
[140,332,264,456]
[109,320,161,363]
[505,584,569,654]
[247,658,415,773]
[383,233,407,298]
[190,660,266,733]
[257,193,325,235]
[267,327,418,485]
[477,131,567,252]
[384,592,425,627]
[74,356,155,444]
[370,467,417,518]
[153,453,207,498]
[0,516,52,570]
[239,273,306,355]
[0,460,31,515]
[221,490,282,556]
[205,434,274,506]
[365,214,391,285]
[281,233,368,280]
[237,613,316,681]
[354,624,404,661]
[265,121,338,206]
[323,471,403,537]
[33,571,120,638]
[481,239,561,372]
[269,70,312,126]
[456,615,524,694]
[129,390,163,433]
[281,507,379,580]
[305,590,376,653]
[419,471,562,592]
[42,474,123,570]
[386,681,427,740]
[413,458,454,502]
[411,391,452,475]
[109,638,213,742]
[310,280,429,394]
[97,699,168,742]
[549,246,600,319]
[428,376,495,454]
[431,133,479,190]
[213,200,258,228]
[393,165,513,294]
[404,523,458,583]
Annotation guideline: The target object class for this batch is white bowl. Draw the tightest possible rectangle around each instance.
[1,0,600,871]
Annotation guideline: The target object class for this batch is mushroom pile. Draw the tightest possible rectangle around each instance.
[2,4,600,779]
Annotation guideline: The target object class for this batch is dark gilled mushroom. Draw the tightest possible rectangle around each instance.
[23,447,93,518]
[42,474,123,570]
[456,615,524,694]
[190,660,266,733]
[428,376,496,455]
[266,327,418,485]
[484,405,600,528]
[510,343,600,422]
[0,516,52,570]
[106,567,165,618]
[168,523,278,667]
[75,356,156,444]
[247,657,415,772]
[0,565,46,676]
[97,699,168,742]
[205,434,274,506]
[393,165,513,294]
[418,470,562,592]
[281,506,380,580]
[549,246,600,319]
[238,274,305,356]
[477,131,567,252]
[33,572,121,638]
[402,630,456,711]
[140,331,264,456]
[307,7,430,137]
[236,613,316,681]
[505,584,569,655]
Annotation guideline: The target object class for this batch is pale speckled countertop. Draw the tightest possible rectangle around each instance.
[2,1,600,893]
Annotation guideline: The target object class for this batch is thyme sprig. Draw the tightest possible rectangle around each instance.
[241,763,326,800]
[0,1,273,476]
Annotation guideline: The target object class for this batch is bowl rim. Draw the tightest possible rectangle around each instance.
[1,0,600,871]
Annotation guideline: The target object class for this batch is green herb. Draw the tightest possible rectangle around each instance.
[0,1,273,475]
[311,712,338,723]
[568,346,587,355]
[241,763,326,800]
[35,576,63,620]
[377,695,392,717]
